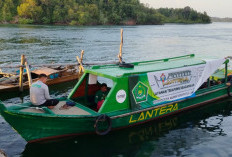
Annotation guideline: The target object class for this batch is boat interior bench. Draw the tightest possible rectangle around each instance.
[21,101,92,116]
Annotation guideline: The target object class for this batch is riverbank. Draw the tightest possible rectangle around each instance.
[0,0,210,25]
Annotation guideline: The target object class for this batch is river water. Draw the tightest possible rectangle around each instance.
[0,23,232,157]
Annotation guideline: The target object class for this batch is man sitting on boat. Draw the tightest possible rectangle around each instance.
[95,83,108,111]
[30,74,59,109]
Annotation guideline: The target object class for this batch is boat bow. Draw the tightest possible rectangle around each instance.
[0,100,6,114]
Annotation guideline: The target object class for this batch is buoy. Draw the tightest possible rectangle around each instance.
[0,149,7,157]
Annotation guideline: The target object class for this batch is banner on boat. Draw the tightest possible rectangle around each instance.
[147,58,225,104]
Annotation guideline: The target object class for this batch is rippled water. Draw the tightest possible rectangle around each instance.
[1,23,232,157]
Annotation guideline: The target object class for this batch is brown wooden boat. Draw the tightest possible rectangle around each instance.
[0,65,79,93]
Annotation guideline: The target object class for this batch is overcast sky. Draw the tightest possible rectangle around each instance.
[140,0,232,18]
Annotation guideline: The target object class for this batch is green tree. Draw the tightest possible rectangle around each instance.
[0,0,3,21]
[0,0,211,25]
[1,0,15,22]
[17,0,42,23]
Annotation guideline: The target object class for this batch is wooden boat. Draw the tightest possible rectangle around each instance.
[0,66,79,93]
[0,54,231,143]
[22,99,231,157]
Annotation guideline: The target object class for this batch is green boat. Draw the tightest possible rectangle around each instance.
[0,54,230,143]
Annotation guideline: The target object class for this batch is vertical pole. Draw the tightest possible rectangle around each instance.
[19,54,25,92]
[225,62,228,83]
[25,58,32,87]
[80,50,84,63]
[118,29,123,63]
[76,50,84,76]
[207,78,210,88]
[84,74,89,103]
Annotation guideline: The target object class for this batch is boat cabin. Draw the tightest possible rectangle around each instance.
[68,54,229,114]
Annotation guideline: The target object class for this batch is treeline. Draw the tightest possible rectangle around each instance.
[211,17,232,22]
[158,7,211,24]
[0,0,211,25]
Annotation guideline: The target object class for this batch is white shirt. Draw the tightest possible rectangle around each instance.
[30,80,51,105]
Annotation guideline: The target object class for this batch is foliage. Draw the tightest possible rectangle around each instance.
[0,0,211,25]
[18,17,34,24]
[17,0,43,22]
[0,0,15,22]
[157,7,211,24]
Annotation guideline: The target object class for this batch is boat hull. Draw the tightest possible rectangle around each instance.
[111,87,229,129]
[0,85,230,142]
[0,109,96,142]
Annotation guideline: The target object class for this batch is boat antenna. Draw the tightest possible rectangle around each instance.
[118,29,123,64]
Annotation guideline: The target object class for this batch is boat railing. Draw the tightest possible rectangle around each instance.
[132,54,195,66]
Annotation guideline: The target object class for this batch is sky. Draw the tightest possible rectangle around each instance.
[140,0,232,18]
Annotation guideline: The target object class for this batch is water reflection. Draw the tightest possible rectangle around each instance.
[21,99,232,157]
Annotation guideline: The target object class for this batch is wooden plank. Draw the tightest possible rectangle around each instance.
[25,59,32,87]
[0,61,118,68]
[118,29,123,63]
[77,50,85,75]
[32,67,59,75]
[19,55,25,92]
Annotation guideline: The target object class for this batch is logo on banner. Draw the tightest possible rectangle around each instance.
[160,73,166,83]
[155,70,192,88]
[132,82,148,103]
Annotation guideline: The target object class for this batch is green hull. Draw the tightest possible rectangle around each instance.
[0,55,230,142]
[110,85,229,129]
[22,99,232,157]
[0,84,229,142]
[0,110,96,142]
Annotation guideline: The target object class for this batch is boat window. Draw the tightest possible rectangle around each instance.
[88,74,113,88]
[96,76,114,88]
[70,73,114,112]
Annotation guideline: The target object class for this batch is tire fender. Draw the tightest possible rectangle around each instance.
[94,114,112,135]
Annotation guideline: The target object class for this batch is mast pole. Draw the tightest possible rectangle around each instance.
[19,54,25,92]
[118,29,123,63]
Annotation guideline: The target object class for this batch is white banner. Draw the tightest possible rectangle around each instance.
[147,58,225,104]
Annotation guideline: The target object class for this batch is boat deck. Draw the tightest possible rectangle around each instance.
[21,101,92,116]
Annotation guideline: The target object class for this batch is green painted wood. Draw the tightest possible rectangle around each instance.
[0,55,230,142]
[87,55,205,78]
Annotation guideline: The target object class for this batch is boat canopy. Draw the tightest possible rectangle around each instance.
[85,54,207,78]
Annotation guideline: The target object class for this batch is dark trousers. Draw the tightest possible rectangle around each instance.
[228,75,232,83]
[39,99,59,107]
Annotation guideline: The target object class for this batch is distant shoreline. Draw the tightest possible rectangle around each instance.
[211,17,232,22]
[0,22,213,27]
[0,0,210,26]
[0,20,212,26]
